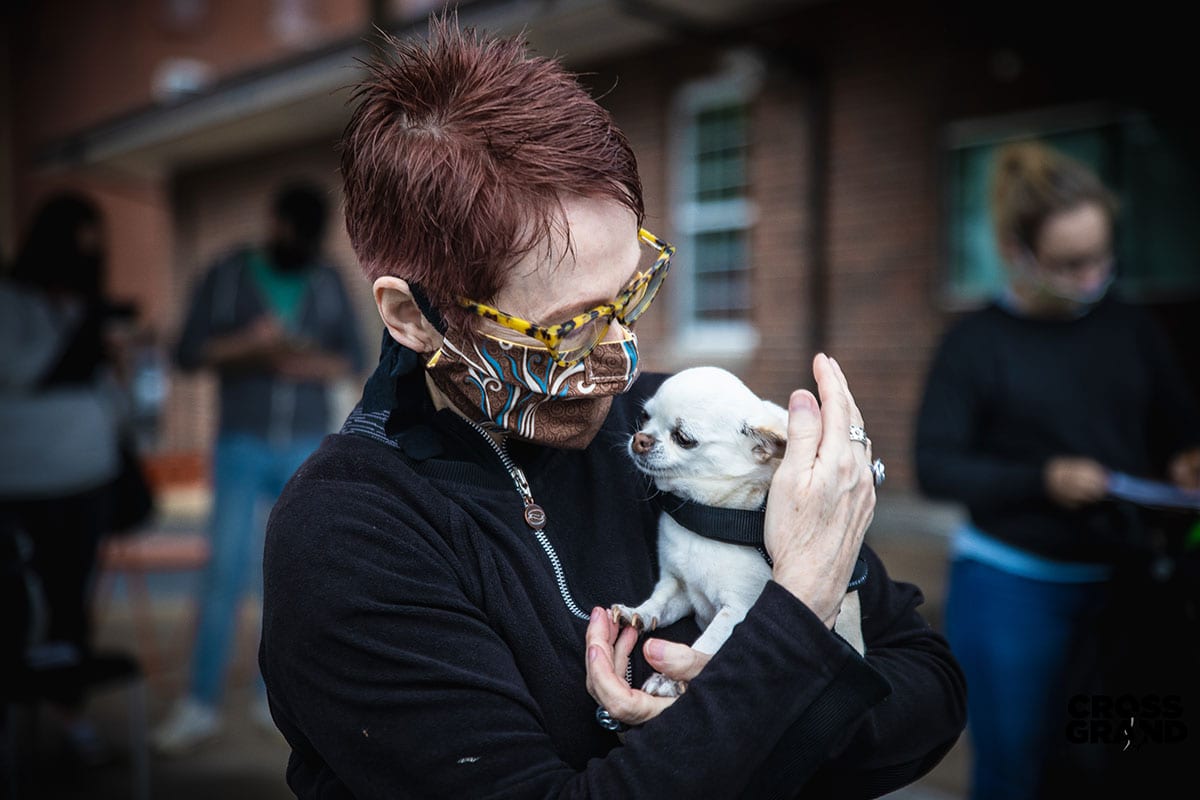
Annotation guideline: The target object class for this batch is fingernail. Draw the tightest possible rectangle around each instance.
[790,391,816,413]
[590,607,602,622]
[588,646,598,663]
[645,639,665,661]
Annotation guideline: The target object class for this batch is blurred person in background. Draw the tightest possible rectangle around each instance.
[915,140,1200,799]
[0,191,136,765]
[153,180,366,754]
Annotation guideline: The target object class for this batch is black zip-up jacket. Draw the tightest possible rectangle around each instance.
[260,356,965,799]
[915,296,1200,563]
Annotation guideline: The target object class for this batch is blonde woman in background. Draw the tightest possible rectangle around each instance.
[916,141,1200,798]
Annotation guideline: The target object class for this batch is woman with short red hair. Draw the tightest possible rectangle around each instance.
[260,16,965,798]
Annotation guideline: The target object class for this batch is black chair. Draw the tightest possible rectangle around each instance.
[2,525,150,800]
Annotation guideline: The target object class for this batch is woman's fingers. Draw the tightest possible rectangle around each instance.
[585,608,677,726]
[584,606,618,651]
[829,357,872,464]
[613,625,638,680]
[587,643,675,725]
[780,389,822,474]
[829,357,865,429]
[814,354,853,463]
[644,638,712,682]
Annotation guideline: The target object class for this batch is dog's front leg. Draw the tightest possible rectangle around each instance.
[611,573,692,632]
[689,604,746,656]
[640,604,747,699]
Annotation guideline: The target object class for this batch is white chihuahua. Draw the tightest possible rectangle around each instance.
[614,366,865,697]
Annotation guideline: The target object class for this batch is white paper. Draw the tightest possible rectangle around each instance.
[1107,471,1200,511]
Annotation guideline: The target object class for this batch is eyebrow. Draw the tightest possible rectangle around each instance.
[537,262,644,324]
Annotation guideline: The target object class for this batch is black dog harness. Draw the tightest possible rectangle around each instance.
[655,491,869,592]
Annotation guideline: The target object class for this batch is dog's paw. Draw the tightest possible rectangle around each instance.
[610,604,658,632]
[641,672,686,698]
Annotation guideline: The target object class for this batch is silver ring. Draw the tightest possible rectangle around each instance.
[871,458,886,488]
[595,706,627,732]
[849,425,870,447]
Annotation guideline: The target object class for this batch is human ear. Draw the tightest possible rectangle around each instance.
[373,276,444,354]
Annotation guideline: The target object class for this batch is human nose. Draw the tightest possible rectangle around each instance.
[631,432,656,454]
[600,317,632,344]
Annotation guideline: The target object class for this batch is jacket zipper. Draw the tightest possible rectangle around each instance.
[463,419,590,621]
[464,418,636,688]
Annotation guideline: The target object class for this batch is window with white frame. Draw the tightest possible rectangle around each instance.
[670,52,762,355]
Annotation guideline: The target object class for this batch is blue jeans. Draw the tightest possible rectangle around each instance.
[187,433,322,707]
[945,556,1109,800]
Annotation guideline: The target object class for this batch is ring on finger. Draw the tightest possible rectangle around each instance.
[871,458,886,488]
[849,424,871,448]
[596,706,628,732]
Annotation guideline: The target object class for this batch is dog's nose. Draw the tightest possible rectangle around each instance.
[631,432,655,454]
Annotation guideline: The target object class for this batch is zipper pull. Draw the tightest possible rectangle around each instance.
[508,464,546,530]
[523,502,547,530]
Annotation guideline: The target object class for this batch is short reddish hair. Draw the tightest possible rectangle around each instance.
[340,16,644,332]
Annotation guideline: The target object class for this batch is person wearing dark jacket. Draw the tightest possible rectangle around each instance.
[260,18,966,798]
[915,141,1200,799]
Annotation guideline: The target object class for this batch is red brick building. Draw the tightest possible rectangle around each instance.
[4,0,1197,501]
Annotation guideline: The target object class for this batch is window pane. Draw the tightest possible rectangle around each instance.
[694,229,750,321]
[695,104,748,202]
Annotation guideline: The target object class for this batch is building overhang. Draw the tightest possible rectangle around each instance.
[39,0,818,179]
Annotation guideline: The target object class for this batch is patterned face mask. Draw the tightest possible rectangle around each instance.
[425,328,640,449]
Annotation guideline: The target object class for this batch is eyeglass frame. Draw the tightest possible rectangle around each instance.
[459,228,675,366]
[1020,244,1115,277]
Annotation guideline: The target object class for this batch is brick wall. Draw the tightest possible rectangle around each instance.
[591,2,950,492]
[821,1,946,491]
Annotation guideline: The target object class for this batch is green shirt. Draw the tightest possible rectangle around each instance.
[248,249,310,331]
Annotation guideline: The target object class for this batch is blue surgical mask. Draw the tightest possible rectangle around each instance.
[1012,249,1115,312]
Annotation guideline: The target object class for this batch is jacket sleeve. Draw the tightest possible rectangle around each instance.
[767,545,967,799]
[261,465,940,799]
[316,266,367,375]
[173,265,221,373]
[914,322,1045,510]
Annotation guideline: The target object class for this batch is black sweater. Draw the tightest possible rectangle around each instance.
[261,367,966,799]
[915,296,1200,563]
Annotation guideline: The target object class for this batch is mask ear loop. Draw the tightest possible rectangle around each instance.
[407,281,450,368]
[407,281,450,335]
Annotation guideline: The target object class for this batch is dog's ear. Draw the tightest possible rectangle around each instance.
[745,401,788,464]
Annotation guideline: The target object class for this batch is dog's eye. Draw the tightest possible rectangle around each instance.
[636,409,649,429]
[671,428,698,449]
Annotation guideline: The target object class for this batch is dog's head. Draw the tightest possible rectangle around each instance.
[628,367,788,508]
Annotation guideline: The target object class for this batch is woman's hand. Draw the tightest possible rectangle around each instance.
[1044,456,1109,508]
[764,354,876,628]
[584,607,711,727]
[1168,448,1200,491]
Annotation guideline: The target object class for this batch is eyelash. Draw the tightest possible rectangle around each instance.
[671,428,697,449]
[636,410,649,429]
